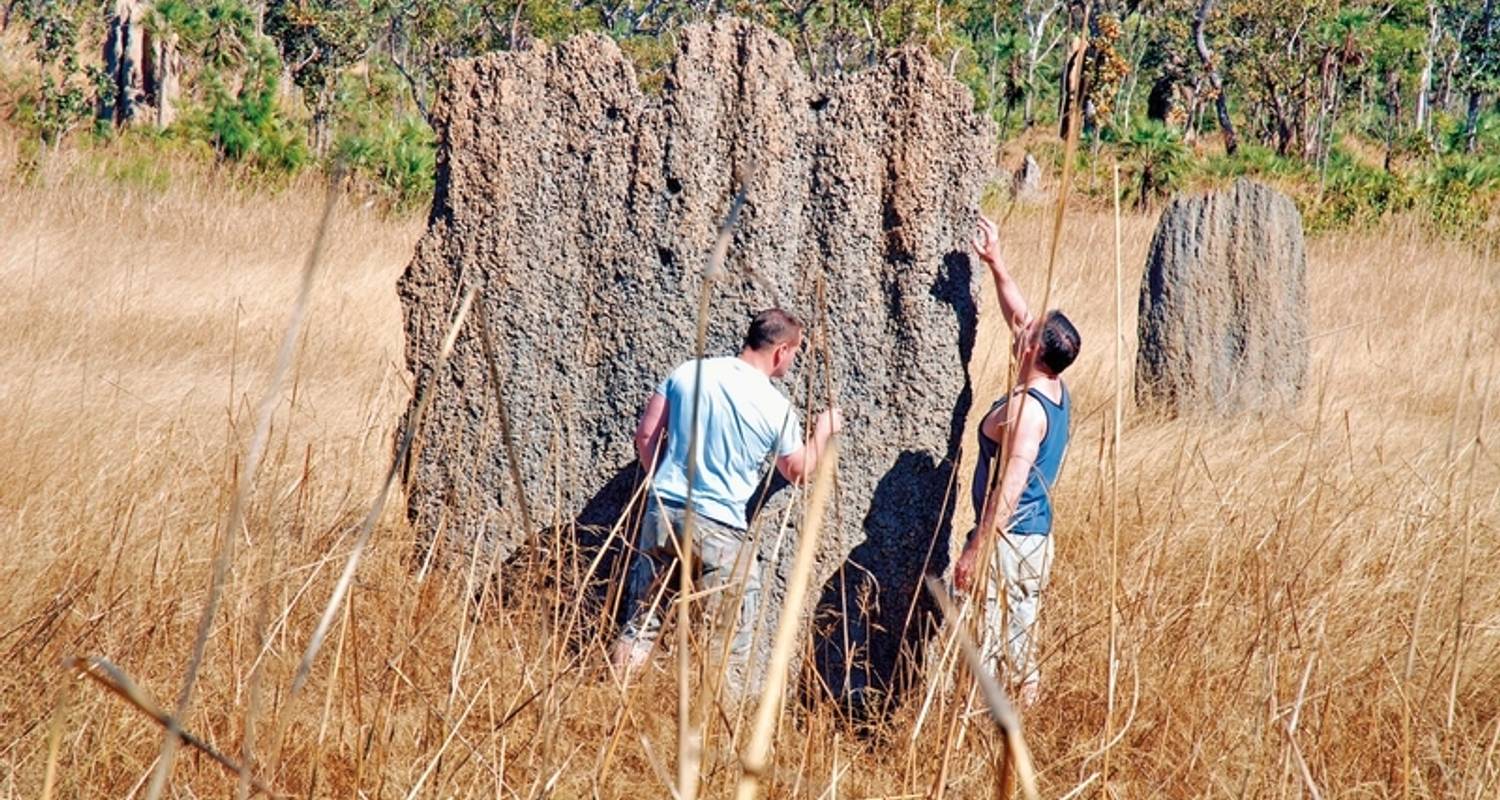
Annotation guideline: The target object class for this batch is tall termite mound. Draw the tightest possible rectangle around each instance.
[1136,178,1308,416]
[399,17,992,702]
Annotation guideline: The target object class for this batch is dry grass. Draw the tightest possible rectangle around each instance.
[1,151,1498,798]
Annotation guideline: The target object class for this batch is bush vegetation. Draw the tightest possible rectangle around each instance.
[2,0,1498,228]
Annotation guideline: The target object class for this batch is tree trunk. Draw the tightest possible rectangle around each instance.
[1295,75,1314,159]
[1416,2,1439,132]
[1147,75,1175,123]
[1059,42,1089,138]
[1184,76,1203,143]
[1306,49,1335,162]
[1194,0,1237,155]
[1118,16,1147,124]
[1466,93,1484,153]
[152,32,180,129]
[1322,64,1345,170]
[1315,51,1347,166]
[1385,68,1401,171]
[1024,46,1038,127]
[1466,0,1496,153]
[1439,46,1461,111]
[1265,78,1294,156]
[1021,0,1062,130]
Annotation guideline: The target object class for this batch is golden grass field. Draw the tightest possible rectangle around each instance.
[1,154,1498,799]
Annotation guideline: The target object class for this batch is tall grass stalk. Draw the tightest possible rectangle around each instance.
[677,174,751,800]
[1104,160,1125,794]
[923,578,1039,800]
[966,34,1090,758]
[69,657,277,795]
[735,438,839,800]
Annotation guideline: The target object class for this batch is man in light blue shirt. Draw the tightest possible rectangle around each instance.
[612,308,841,683]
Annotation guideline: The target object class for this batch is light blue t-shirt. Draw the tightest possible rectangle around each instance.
[651,356,803,530]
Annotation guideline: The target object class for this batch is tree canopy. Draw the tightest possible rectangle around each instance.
[4,0,1498,229]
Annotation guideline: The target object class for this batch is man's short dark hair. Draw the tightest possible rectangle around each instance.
[744,308,804,351]
[1038,310,1080,374]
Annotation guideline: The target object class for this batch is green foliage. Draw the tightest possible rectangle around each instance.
[1452,0,1500,97]
[266,0,374,117]
[152,0,267,74]
[1419,153,1500,236]
[190,74,309,174]
[151,0,309,174]
[3,0,1499,231]
[1122,120,1188,209]
[333,115,435,209]
[1444,110,1500,153]
[11,0,93,146]
[330,70,434,207]
[1199,143,1304,181]
[376,0,602,116]
[1305,149,1414,231]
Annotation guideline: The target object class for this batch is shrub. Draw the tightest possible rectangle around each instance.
[1304,149,1413,232]
[1122,120,1187,209]
[191,77,310,175]
[326,69,436,210]
[1418,155,1500,238]
[11,0,94,147]
[332,115,436,211]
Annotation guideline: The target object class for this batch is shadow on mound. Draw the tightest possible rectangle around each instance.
[804,249,976,723]
[487,464,644,649]
[804,449,959,721]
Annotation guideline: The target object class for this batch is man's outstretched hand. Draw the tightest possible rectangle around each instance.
[972,215,1002,266]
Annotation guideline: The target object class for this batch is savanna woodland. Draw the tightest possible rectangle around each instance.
[2,0,1499,798]
[4,0,1500,228]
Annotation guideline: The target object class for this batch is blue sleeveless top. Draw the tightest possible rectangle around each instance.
[971,384,1071,535]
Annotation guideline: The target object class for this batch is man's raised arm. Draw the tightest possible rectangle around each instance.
[973,216,1031,338]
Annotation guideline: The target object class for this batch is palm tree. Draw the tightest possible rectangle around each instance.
[1125,120,1188,210]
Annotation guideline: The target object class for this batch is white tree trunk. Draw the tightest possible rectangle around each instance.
[154,33,181,128]
[1021,0,1062,128]
[1415,2,1439,132]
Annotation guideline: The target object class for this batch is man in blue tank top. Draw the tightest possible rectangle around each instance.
[955,216,1081,708]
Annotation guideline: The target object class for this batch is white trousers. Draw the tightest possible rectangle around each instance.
[972,530,1054,692]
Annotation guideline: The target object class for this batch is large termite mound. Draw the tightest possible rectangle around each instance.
[398,17,992,703]
[1136,178,1308,415]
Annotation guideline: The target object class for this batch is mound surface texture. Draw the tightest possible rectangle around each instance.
[1136,178,1308,415]
[399,17,992,699]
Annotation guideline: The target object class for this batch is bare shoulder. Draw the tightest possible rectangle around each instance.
[981,386,1045,440]
[1015,390,1048,431]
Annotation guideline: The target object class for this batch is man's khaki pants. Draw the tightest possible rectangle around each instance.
[969,529,1054,698]
[617,498,762,690]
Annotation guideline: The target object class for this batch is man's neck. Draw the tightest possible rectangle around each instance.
[1021,365,1060,386]
[738,348,776,377]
